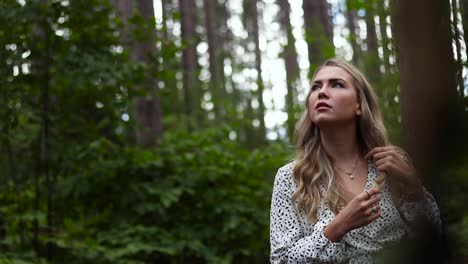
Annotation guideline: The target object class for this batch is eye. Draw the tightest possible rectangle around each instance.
[332,81,345,88]
[311,84,321,91]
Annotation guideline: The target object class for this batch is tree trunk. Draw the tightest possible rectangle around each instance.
[394,2,462,260]
[377,0,391,73]
[277,0,299,142]
[203,0,224,121]
[302,0,334,76]
[345,0,361,66]
[32,0,52,259]
[451,0,465,98]
[460,0,468,65]
[116,0,163,148]
[364,0,379,81]
[180,0,201,126]
[249,0,266,144]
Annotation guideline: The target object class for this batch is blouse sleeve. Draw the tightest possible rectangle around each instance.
[397,187,442,233]
[270,165,346,264]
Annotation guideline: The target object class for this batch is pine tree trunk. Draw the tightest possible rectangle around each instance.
[180,0,201,125]
[345,0,360,66]
[250,0,266,144]
[451,0,465,97]
[116,0,163,148]
[365,0,379,81]
[277,0,299,142]
[394,0,460,200]
[377,0,391,73]
[203,0,224,120]
[302,0,334,76]
[460,0,468,61]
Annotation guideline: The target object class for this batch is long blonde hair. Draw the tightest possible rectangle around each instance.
[292,58,390,223]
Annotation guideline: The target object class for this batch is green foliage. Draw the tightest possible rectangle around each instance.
[0,126,288,263]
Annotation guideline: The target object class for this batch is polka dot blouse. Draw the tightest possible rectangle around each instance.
[270,161,441,263]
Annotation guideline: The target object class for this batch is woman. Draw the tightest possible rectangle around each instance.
[269,59,441,263]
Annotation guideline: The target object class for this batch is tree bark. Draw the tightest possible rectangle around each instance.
[451,0,465,97]
[460,0,468,65]
[180,0,201,125]
[203,0,224,120]
[302,0,334,76]
[394,1,462,260]
[345,0,361,66]
[364,0,379,81]
[249,0,266,144]
[277,0,299,142]
[377,0,391,73]
[116,0,163,148]
[32,0,52,259]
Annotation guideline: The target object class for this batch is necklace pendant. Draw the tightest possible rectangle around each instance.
[350,174,354,180]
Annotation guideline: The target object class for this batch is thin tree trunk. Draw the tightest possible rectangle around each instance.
[302,0,335,76]
[345,0,360,66]
[377,0,391,73]
[180,0,200,126]
[365,0,379,81]
[277,0,300,142]
[460,0,468,64]
[203,0,224,120]
[451,0,465,97]
[250,0,266,144]
[117,0,163,148]
[32,0,52,258]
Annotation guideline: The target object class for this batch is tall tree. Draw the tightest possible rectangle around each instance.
[451,0,465,98]
[31,0,53,259]
[203,0,225,121]
[116,0,163,148]
[364,0,380,81]
[243,0,266,145]
[394,0,461,198]
[393,1,465,261]
[302,0,334,76]
[460,0,468,64]
[345,0,361,66]
[180,0,201,125]
[277,0,300,141]
[377,0,391,73]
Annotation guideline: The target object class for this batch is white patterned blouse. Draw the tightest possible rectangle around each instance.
[269,161,441,264]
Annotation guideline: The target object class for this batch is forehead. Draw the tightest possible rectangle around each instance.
[313,66,352,83]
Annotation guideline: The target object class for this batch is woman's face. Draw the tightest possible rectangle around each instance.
[308,66,361,127]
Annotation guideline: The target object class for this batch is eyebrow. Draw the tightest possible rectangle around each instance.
[312,78,347,84]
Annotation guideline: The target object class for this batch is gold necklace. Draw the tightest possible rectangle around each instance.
[335,156,359,180]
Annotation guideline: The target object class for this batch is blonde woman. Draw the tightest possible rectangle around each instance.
[269,59,441,263]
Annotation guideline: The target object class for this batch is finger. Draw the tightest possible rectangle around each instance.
[372,150,398,161]
[364,204,381,216]
[360,188,380,200]
[376,162,396,172]
[366,210,382,222]
[375,156,395,167]
[364,146,393,160]
[363,194,381,206]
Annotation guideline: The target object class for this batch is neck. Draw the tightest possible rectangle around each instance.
[319,122,360,163]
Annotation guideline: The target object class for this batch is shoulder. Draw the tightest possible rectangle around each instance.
[273,161,297,190]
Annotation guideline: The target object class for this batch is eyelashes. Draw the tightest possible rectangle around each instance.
[310,81,345,91]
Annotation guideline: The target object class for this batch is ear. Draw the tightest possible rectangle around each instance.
[356,104,362,116]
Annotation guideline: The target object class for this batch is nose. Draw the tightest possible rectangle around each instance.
[317,86,329,99]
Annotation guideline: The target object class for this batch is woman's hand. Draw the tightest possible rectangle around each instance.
[364,146,422,193]
[324,188,382,242]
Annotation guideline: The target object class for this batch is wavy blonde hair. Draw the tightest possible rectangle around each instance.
[292,58,393,223]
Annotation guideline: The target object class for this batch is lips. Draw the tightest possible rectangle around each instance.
[315,102,331,110]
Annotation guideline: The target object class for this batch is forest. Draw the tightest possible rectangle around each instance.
[0,0,467,263]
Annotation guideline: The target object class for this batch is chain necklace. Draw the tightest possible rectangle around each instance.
[335,156,359,180]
